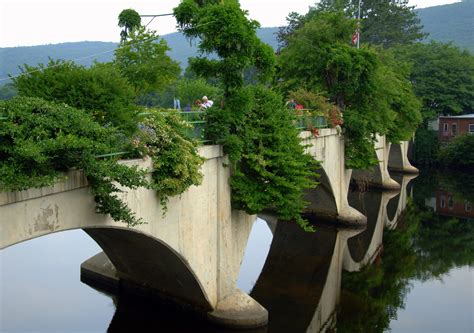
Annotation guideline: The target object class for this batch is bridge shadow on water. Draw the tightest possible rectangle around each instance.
[81,174,416,333]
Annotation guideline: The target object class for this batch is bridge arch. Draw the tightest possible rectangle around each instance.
[304,168,338,220]
[388,141,419,174]
[83,227,213,310]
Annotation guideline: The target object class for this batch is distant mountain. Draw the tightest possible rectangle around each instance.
[416,0,474,52]
[0,28,279,83]
[0,1,472,84]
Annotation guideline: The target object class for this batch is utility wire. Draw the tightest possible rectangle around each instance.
[0,20,215,83]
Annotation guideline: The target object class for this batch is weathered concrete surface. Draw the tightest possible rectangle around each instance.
[0,145,267,328]
[388,141,419,174]
[300,129,367,225]
[208,290,268,328]
[352,134,401,190]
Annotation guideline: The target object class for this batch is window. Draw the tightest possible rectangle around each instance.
[440,196,446,208]
[451,123,457,136]
[443,123,449,133]
[466,201,472,212]
[469,124,474,134]
[448,196,454,210]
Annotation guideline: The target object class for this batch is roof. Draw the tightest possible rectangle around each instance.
[439,114,474,119]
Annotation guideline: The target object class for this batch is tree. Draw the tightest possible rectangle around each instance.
[278,0,426,49]
[13,60,138,134]
[394,42,474,121]
[438,134,474,169]
[277,11,421,168]
[0,83,17,100]
[205,85,318,230]
[357,0,427,47]
[173,0,275,95]
[174,1,317,229]
[118,9,141,42]
[0,96,148,226]
[114,26,181,96]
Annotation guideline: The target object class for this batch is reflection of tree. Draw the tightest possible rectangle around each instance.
[414,212,474,280]
[437,171,474,203]
[337,172,474,332]
[413,169,474,205]
[337,200,420,332]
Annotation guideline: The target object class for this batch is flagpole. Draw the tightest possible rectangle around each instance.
[357,0,361,49]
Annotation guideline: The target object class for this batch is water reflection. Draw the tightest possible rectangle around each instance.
[1,171,473,332]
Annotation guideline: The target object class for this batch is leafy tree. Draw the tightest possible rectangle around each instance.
[118,9,142,42]
[174,0,275,95]
[12,60,138,134]
[205,85,318,230]
[136,78,222,110]
[175,78,221,109]
[133,110,205,210]
[377,50,422,143]
[0,83,17,100]
[438,134,474,169]
[357,0,427,47]
[114,26,181,96]
[393,42,474,121]
[278,11,421,168]
[412,128,440,166]
[278,0,426,48]
[174,1,317,229]
[0,97,147,226]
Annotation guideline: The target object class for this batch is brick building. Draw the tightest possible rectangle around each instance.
[436,190,474,220]
[438,114,474,142]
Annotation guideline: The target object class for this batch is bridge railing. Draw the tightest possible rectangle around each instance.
[138,110,211,144]
[294,110,328,131]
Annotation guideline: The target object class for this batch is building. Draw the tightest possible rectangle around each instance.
[438,114,474,142]
[436,190,474,220]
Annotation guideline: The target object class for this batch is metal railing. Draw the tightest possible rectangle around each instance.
[294,113,328,131]
[138,110,210,144]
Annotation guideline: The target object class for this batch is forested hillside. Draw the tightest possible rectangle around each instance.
[0,1,472,82]
[417,0,473,52]
[0,28,278,82]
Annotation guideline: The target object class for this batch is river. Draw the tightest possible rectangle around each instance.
[1,169,473,332]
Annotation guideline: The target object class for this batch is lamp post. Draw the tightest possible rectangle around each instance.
[357,0,361,49]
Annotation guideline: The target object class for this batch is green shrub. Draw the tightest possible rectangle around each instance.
[413,127,440,166]
[439,133,474,169]
[134,109,204,210]
[0,96,147,226]
[13,60,138,135]
[206,85,318,230]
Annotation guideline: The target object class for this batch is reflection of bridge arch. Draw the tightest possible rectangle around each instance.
[251,219,361,333]
[343,174,418,271]
[343,190,398,272]
[385,174,418,230]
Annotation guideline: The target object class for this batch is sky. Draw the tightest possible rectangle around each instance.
[0,0,461,48]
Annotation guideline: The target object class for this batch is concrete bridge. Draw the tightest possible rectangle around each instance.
[0,130,417,328]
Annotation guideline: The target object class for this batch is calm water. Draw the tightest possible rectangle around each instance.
[1,170,473,332]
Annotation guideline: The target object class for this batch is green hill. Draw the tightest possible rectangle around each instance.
[0,28,278,83]
[0,1,472,84]
[417,0,474,52]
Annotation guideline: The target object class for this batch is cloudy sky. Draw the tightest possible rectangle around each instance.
[0,0,461,48]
